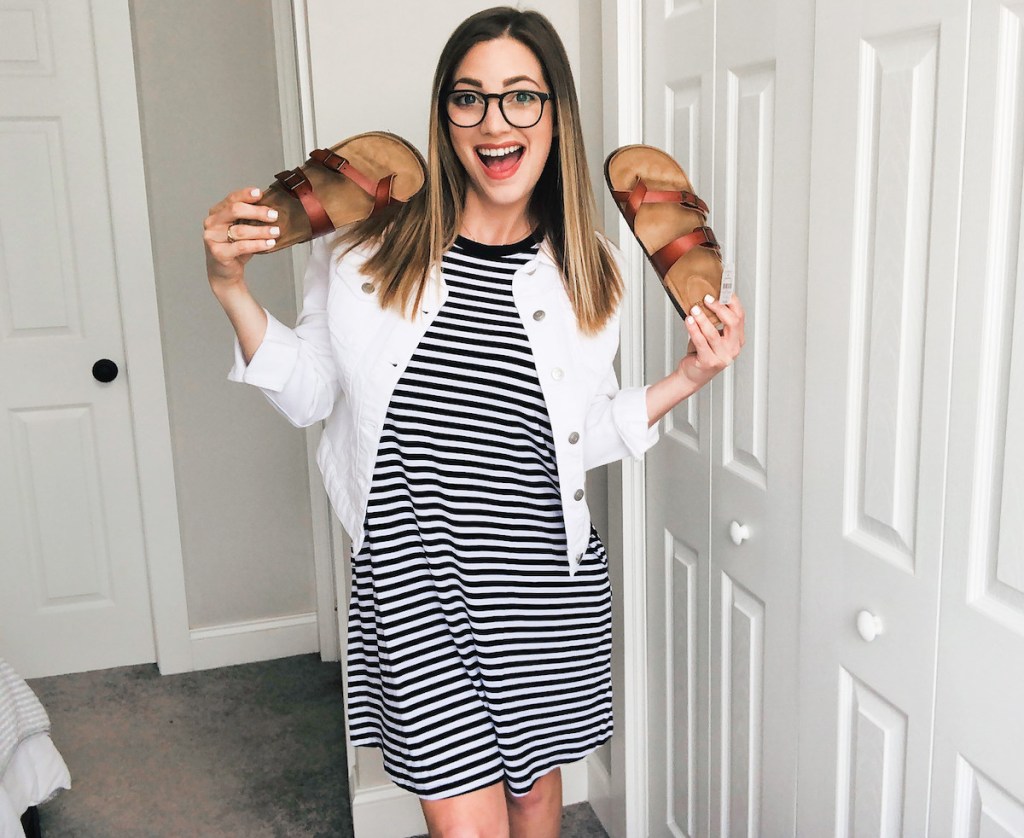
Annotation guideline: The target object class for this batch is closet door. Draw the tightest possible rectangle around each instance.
[641,1,715,833]
[707,0,812,835]
[642,0,812,834]
[928,0,1024,831]
[796,0,969,834]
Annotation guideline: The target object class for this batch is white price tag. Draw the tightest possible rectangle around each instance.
[719,262,735,305]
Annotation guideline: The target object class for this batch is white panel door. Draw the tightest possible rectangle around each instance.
[642,0,812,835]
[929,0,1024,832]
[0,0,156,677]
[708,0,813,836]
[797,0,969,834]
[642,1,715,834]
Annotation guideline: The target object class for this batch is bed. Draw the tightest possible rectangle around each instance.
[0,660,70,838]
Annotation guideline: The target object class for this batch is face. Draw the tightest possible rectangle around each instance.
[446,37,555,217]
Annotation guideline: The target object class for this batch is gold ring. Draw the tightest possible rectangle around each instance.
[226,224,237,244]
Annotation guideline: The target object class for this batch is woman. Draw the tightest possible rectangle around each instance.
[203,7,743,837]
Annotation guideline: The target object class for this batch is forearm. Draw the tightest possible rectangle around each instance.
[213,280,268,365]
[645,367,713,427]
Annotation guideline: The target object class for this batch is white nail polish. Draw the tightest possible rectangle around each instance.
[270,227,280,236]
[686,316,695,324]
[690,305,701,315]
[250,188,261,197]
[268,209,278,220]
[704,294,715,304]
[266,239,276,247]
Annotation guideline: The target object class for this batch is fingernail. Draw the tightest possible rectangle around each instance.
[690,305,701,315]
[268,209,278,220]
[704,294,715,304]
[250,188,261,197]
[266,239,276,247]
[686,316,695,324]
[270,226,280,236]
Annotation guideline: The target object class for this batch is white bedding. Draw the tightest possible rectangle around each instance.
[0,735,70,838]
[0,661,70,838]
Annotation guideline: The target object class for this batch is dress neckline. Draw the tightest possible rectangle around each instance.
[453,231,540,258]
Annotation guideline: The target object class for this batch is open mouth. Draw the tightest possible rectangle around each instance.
[476,144,524,176]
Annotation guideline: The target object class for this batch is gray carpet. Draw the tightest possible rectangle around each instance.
[27,655,609,837]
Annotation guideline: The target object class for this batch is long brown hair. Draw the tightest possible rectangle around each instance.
[336,6,621,335]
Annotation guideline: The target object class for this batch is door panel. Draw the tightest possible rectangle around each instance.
[709,0,812,835]
[0,0,156,676]
[797,0,968,834]
[929,0,1024,832]
[643,0,811,835]
[643,1,715,834]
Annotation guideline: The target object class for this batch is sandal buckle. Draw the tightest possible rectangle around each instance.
[696,226,720,250]
[681,192,710,215]
[275,168,308,195]
[310,148,349,173]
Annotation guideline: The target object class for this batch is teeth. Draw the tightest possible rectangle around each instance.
[478,146,522,157]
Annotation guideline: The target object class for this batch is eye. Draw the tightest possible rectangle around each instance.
[509,90,541,106]
[449,91,483,108]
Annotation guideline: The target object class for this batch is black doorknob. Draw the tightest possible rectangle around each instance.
[92,359,119,383]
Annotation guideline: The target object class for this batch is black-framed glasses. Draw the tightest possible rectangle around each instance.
[444,89,555,129]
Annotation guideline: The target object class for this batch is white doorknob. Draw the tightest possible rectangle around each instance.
[729,521,750,546]
[856,610,884,642]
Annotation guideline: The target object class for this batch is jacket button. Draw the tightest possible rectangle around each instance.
[551,367,564,381]
[361,282,374,294]
[533,310,546,321]
[574,489,585,501]
[568,431,580,444]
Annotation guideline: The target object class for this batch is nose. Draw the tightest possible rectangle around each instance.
[481,98,510,135]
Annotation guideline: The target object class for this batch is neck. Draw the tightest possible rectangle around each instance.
[460,193,534,245]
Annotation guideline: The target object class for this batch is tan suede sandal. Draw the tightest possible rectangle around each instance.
[243,131,426,253]
[605,144,723,329]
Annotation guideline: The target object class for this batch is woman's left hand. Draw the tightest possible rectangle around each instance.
[675,293,745,389]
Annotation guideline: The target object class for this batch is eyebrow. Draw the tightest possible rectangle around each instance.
[451,74,541,88]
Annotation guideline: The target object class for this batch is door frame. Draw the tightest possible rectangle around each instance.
[94,0,190,673]
[272,0,342,664]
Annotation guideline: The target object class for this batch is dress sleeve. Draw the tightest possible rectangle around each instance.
[227,235,341,428]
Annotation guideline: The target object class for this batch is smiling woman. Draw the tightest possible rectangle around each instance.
[201,5,742,838]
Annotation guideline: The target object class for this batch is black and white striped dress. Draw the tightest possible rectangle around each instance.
[345,234,613,800]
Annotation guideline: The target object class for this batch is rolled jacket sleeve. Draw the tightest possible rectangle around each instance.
[226,236,341,428]
[582,367,660,471]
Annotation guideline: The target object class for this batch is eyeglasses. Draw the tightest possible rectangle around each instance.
[444,89,555,129]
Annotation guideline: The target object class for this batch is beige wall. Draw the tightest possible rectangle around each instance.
[130,0,316,630]
[306,0,581,148]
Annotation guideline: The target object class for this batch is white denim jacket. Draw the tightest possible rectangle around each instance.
[229,232,659,575]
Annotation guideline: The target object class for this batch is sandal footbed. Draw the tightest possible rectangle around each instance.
[605,144,723,328]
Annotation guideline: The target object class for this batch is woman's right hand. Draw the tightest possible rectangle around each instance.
[203,187,280,293]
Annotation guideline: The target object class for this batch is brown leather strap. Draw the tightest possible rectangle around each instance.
[650,226,721,279]
[613,178,709,227]
[308,148,401,215]
[274,168,334,238]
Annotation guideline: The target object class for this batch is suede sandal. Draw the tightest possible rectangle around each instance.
[244,131,426,253]
[604,144,723,329]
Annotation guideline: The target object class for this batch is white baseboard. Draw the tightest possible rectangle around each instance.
[587,754,615,835]
[352,783,427,838]
[563,756,590,805]
[350,758,590,838]
[189,612,318,671]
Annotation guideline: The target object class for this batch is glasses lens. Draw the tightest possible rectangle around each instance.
[501,90,544,128]
[446,91,485,126]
